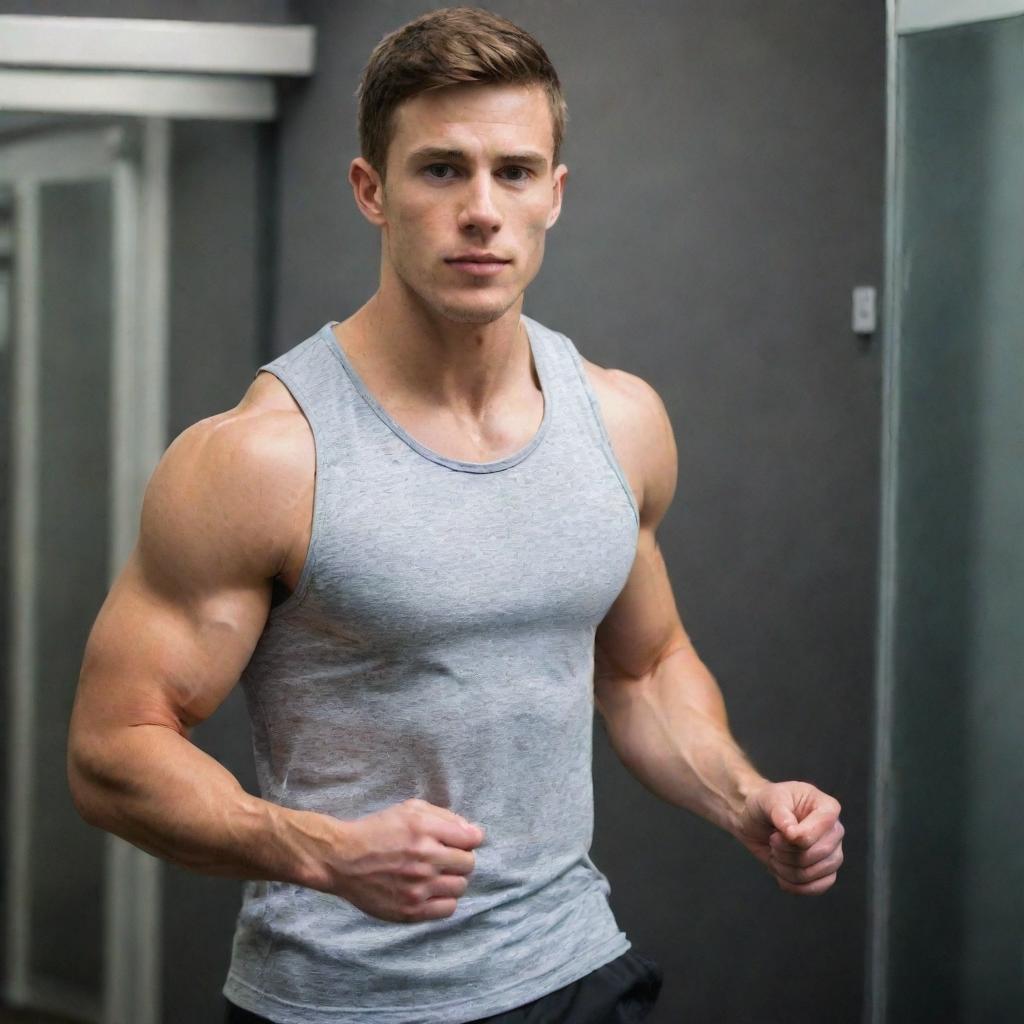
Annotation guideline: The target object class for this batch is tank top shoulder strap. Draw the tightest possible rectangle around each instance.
[254,324,358,441]
[522,315,640,527]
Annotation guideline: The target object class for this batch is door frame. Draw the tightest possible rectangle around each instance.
[898,0,1024,31]
[1,117,166,1024]
[0,14,314,122]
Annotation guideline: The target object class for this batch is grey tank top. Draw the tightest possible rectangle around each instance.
[223,314,640,1024]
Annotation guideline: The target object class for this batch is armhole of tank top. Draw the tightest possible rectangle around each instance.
[557,333,641,528]
[257,363,323,620]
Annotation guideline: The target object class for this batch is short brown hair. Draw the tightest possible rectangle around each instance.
[356,6,567,181]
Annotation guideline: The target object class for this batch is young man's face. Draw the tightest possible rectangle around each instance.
[358,82,567,326]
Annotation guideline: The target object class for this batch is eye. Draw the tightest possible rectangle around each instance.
[500,166,531,182]
[424,163,456,180]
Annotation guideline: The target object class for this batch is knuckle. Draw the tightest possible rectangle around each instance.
[392,893,415,917]
[408,835,433,857]
[400,858,432,879]
[402,801,428,823]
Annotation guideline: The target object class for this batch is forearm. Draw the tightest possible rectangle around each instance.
[596,641,767,836]
[68,724,339,888]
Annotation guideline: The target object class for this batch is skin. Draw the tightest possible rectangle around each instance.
[66,80,842,924]
[332,83,568,457]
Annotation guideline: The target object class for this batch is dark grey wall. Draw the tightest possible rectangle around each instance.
[0,2,883,1022]
[272,3,884,1023]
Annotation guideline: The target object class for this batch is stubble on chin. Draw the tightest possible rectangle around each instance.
[420,275,521,325]
[431,298,518,325]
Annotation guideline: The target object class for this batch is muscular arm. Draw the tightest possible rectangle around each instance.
[593,373,766,837]
[66,396,334,888]
[593,370,843,893]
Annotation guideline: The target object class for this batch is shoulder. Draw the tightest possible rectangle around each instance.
[578,353,678,531]
[160,370,312,491]
[141,371,313,585]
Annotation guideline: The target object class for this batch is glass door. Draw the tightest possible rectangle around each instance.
[1,122,141,1024]
[873,4,1024,1021]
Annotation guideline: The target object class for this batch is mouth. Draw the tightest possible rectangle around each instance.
[445,257,511,278]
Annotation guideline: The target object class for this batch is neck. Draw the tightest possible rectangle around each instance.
[339,286,536,419]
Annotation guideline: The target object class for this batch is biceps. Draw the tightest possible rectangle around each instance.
[73,551,271,739]
[595,526,688,683]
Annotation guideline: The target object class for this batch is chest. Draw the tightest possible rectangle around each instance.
[291,437,638,646]
[275,361,643,599]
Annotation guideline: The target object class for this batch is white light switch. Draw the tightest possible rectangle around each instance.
[852,286,877,335]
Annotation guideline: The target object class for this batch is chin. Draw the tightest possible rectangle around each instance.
[431,292,518,326]
[437,307,505,325]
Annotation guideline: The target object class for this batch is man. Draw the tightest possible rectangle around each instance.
[68,7,844,1024]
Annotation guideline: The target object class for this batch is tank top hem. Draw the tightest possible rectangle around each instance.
[222,931,632,1024]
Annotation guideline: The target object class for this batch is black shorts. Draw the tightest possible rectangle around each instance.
[224,948,664,1023]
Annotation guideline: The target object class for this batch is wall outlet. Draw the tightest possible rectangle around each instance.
[852,285,877,335]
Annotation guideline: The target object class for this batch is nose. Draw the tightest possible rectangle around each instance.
[457,171,502,236]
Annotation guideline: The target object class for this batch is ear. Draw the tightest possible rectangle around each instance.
[349,157,387,226]
[546,163,568,229]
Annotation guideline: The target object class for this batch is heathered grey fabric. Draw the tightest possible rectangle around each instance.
[222,314,640,1023]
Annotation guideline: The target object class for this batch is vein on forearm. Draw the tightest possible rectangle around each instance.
[596,642,765,835]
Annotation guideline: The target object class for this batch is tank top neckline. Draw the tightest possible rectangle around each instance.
[318,316,553,475]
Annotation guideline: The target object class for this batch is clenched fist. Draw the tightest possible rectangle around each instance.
[321,798,485,923]
[734,780,844,896]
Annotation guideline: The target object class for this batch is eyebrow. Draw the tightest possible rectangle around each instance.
[406,146,549,171]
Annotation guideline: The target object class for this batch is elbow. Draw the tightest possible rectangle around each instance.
[67,753,97,826]
[66,735,108,828]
